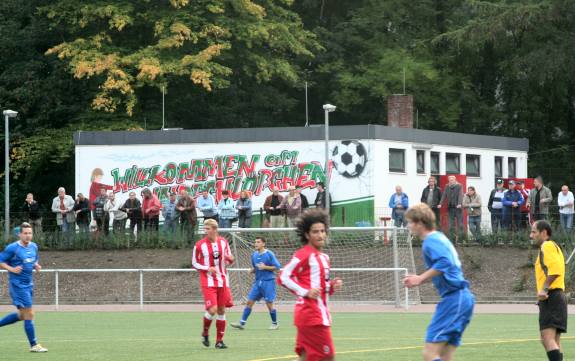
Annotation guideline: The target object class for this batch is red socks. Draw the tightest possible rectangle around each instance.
[202,312,213,337]
[216,315,226,342]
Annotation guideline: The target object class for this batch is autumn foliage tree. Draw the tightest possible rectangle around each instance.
[42,0,320,115]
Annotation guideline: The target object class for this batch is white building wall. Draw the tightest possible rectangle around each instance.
[373,139,528,220]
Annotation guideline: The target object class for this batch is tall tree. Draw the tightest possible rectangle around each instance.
[42,0,321,116]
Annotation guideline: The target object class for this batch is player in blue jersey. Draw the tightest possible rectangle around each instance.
[231,237,281,330]
[403,204,474,361]
[0,222,47,352]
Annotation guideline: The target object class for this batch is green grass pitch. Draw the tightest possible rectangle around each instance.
[0,312,572,360]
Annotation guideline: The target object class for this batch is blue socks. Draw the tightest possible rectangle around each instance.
[240,307,252,325]
[0,312,20,327]
[270,309,277,324]
[0,313,38,347]
[24,320,37,347]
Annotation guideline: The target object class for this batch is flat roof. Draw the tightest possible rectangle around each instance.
[74,124,529,152]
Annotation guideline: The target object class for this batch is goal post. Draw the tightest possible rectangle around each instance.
[223,226,420,307]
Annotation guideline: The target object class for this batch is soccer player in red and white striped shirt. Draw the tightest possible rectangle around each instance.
[279,209,343,361]
[192,219,235,349]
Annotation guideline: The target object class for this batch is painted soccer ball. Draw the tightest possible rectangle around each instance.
[332,140,367,178]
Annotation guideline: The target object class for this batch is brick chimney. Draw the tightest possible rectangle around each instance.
[387,95,413,128]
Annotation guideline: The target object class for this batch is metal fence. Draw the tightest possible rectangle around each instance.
[0,268,410,310]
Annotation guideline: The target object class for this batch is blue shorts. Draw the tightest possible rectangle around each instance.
[426,288,475,346]
[9,284,33,309]
[247,279,276,303]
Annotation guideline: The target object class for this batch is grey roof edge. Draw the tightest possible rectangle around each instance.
[73,125,529,152]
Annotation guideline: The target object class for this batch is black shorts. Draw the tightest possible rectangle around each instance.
[539,289,568,333]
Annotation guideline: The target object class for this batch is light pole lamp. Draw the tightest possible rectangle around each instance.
[322,104,336,216]
[4,109,18,240]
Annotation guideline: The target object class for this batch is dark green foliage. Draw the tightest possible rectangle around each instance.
[2,0,575,218]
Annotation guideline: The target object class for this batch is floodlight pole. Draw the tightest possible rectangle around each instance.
[323,104,336,216]
[4,110,17,240]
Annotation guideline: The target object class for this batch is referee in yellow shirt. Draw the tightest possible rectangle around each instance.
[530,220,567,361]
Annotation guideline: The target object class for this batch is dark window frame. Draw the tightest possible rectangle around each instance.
[389,148,406,173]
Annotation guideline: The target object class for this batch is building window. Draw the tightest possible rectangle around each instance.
[446,153,460,174]
[466,154,480,177]
[431,152,440,175]
[416,150,425,174]
[495,156,503,178]
[508,157,516,178]
[389,148,405,173]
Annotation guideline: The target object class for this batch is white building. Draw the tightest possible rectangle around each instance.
[74,123,528,227]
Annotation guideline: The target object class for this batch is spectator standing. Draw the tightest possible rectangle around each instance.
[22,193,42,234]
[105,192,127,235]
[463,186,482,242]
[280,186,301,227]
[488,179,506,234]
[122,192,142,237]
[420,177,442,227]
[389,185,409,227]
[162,192,179,242]
[73,193,91,234]
[141,188,161,232]
[558,185,574,234]
[197,190,218,222]
[295,186,309,209]
[502,180,524,232]
[236,191,253,228]
[218,190,237,229]
[176,189,197,241]
[92,187,109,236]
[528,176,553,221]
[51,187,75,235]
[314,182,331,210]
[516,180,531,229]
[438,176,464,241]
[264,188,284,228]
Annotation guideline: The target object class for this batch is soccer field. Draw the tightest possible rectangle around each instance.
[0,312,573,361]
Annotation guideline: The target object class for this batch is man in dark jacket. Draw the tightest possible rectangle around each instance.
[176,189,197,241]
[22,193,42,234]
[502,180,524,232]
[438,176,464,242]
[264,187,284,228]
[121,191,142,237]
[420,177,442,227]
[314,182,332,209]
[73,193,91,234]
[487,179,506,233]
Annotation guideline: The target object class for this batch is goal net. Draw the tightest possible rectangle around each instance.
[224,227,420,307]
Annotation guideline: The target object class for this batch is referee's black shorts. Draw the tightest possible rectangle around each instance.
[539,289,568,333]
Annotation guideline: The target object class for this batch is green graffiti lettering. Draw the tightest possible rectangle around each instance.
[223,155,238,178]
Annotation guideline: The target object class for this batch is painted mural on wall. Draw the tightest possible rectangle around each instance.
[75,140,373,211]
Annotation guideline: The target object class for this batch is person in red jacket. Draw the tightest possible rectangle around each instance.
[279,209,343,361]
[192,219,235,349]
[141,188,161,232]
